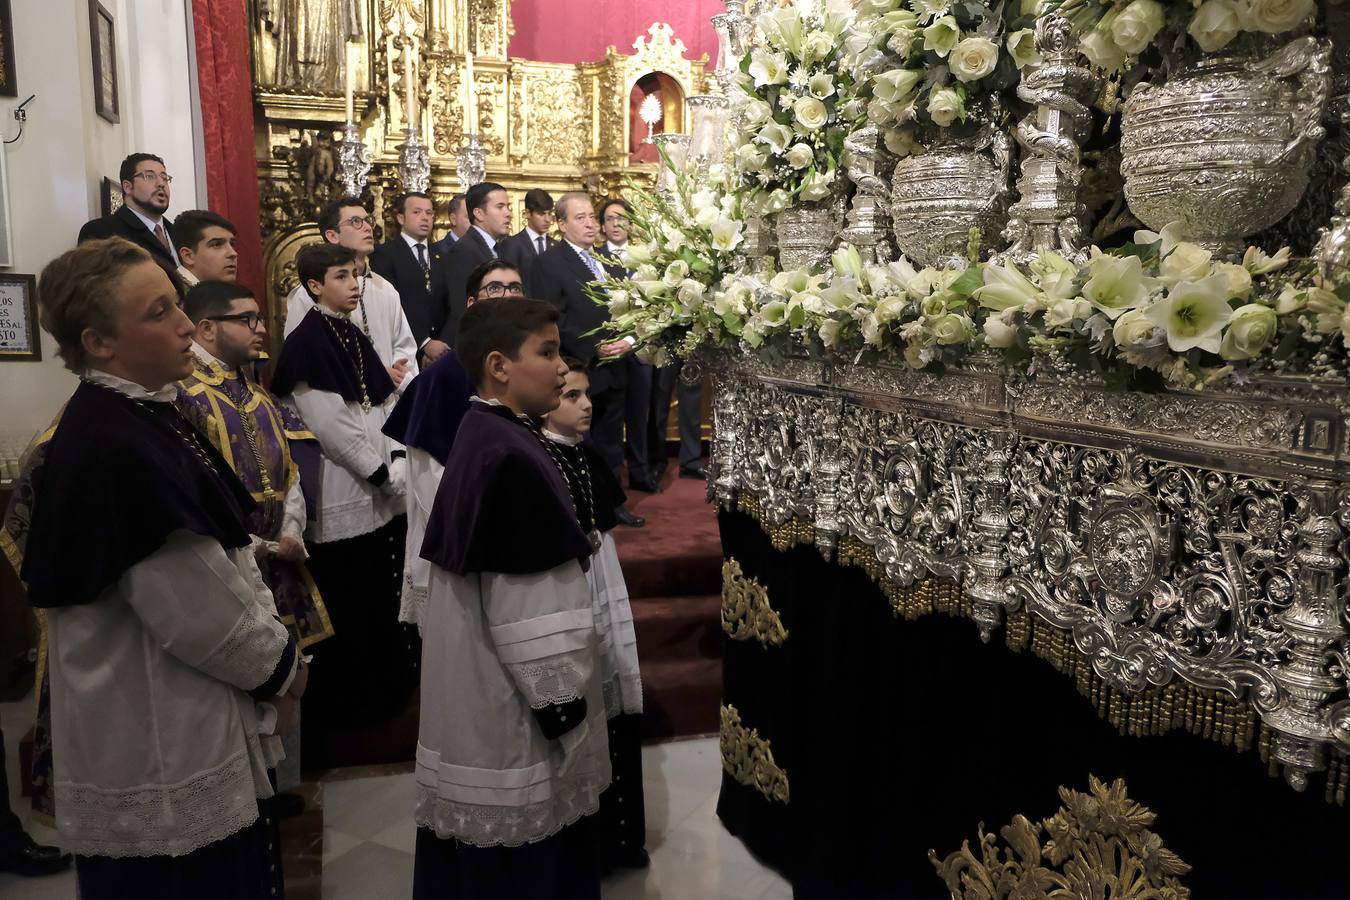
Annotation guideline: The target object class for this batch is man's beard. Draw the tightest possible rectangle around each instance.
[139,194,170,216]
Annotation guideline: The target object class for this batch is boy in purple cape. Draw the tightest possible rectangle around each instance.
[413,299,610,899]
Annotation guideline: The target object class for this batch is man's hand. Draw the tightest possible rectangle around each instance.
[288,658,310,700]
[273,693,299,736]
[598,340,630,359]
[275,535,305,562]
[388,357,411,386]
[422,340,451,363]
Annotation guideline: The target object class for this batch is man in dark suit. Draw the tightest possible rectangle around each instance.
[443,182,512,347]
[431,193,470,259]
[370,191,452,365]
[531,191,644,526]
[78,153,179,276]
[497,188,556,283]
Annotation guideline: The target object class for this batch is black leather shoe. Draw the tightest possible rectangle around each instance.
[614,506,646,527]
[679,464,707,480]
[275,791,307,819]
[0,835,73,877]
[628,476,662,494]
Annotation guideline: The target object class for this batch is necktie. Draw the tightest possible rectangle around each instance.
[536,235,546,255]
[154,222,172,255]
[578,248,603,281]
[415,243,430,290]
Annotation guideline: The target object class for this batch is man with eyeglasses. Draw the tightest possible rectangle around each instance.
[382,259,525,629]
[78,152,180,275]
[284,196,420,393]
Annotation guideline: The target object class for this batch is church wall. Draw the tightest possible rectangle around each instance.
[1,0,202,438]
[507,0,720,67]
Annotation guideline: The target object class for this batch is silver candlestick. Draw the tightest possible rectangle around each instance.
[338,121,373,197]
[456,133,486,190]
[398,126,431,193]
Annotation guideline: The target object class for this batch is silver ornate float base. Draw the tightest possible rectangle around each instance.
[708,354,1350,794]
[774,200,840,272]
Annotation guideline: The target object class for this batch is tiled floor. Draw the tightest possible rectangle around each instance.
[1,696,790,899]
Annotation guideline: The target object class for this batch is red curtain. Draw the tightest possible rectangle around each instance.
[191,0,266,309]
[509,0,721,66]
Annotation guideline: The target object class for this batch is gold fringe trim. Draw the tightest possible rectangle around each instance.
[720,704,790,804]
[721,558,788,647]
[729,495,1349,805]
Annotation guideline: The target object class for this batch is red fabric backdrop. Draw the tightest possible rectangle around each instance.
[508,0,721,67]
[190,0,266,308]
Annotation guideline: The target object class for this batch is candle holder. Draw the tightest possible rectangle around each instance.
[456,133,487,190]
[652,133,691,206]
[686,95,730,168]
[398,126,432,194]
[710,11,753,94]
[338,121,373,197]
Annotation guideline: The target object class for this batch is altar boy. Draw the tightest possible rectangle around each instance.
[413,299,610,899]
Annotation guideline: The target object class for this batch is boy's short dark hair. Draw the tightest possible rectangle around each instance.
[173,209,237,255]
[296,243,357,299]
[184,280,254,324]
[457,298,559,387]
[524,189,554,214]
[466,259,520,298]
[318,196,367,236]
[119,152,164,185]
[466,182,506,224]
[562,356,588,374]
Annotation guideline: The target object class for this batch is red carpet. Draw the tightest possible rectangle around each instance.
[615,466,724,740]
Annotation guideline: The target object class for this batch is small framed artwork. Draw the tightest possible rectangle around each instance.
[100,175,123,217]
[88,0,118,124]
[0,273,39,361]
[0,0,16,98]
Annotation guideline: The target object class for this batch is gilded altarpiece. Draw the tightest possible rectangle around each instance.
[249,0,710,339]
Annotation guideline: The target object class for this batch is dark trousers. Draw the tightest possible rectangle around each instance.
[413,814,600,900]
[0,723,24,850]
[587,363,628,480]
[596,713,646,867]
[649,362,704,471]
[622,355,653,485]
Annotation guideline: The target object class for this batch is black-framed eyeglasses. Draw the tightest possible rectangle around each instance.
[478,282,526,298]
[341,215,376,229]
[206,312,264,331]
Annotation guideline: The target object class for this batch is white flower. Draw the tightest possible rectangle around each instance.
[818,318,843,347]
[1144,274,1235,353]
[983,311,1019,348]
[873,68,924,104]
[861,313,885,346]
[883,127,924,156]
[1219,303,1277,360]
[887,28,918,56]
[1043,296,1093,329]
[608,289,631,315]
[749,50,789,87]
[695,205,721,228]
[661,224,687,253]
[1275,283,1305,315]
[832,244,866,281]
[734,142,769,172]
[809,72,836,99]
[756,122,793,154]
[949,36,1000,82]
[802,30,836,63]
[1112,307,1165,349]
[677,279,707,308]
[1080,26,1127,71]
[1159,241,1214,288]
[741,98,774,129]
[785,143,815,170]
[1188,0,1242,52]
[930,313,974,345]
[1238,0,1315,33]
[622,244,653,267]
[793,96,829,131]
[663,259,690,286]
[711,218,744,253]
[691,189,717,212]
[1110,0,1165,55]
[1242,245,1291,275]
[764,189,792,214]
[927,87,964,127]
[1134,221,1189,257]
[1007,29,1041,69]
[798,168,837,201]
[975,261,1039,311]
[922,16,961,57]
[1083,253,1151,319]
[766,4,806,53]
[909,0,950,23]
[1213,262,1253,301]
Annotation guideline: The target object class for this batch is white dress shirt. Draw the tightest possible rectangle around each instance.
[128,205,180,266]
[472,224,498,256]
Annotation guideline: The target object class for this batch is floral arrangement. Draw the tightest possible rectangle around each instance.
[731,0,857,214]
[590,155,747,369]
[604,216,1350,390]
[847,0,1041,154]
[1052,0,1319,70]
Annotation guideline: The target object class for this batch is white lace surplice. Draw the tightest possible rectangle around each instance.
[415,560,611,847]
[398,446,444,630]
[587,532,643,717]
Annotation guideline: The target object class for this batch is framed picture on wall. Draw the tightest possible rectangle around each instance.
[0,0,16,99]
[100,175,123,217]
[89,0,118,124]
[0,273,39,361]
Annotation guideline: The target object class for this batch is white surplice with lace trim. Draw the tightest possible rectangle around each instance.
[45,371,295,859]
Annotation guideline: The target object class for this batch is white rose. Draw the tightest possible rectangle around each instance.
[983,312,1018,348]
[691,189,717,212]
[735,142,768,171]
[785,143,815,170]
[802,30,836,62]
[608,289,631,315]
[677,279,707,308]
[749,50,789,87]
[1007,29,1041,69]
[1238,0,1315,33]
[1159,241,1213,287]
[741,98,774,129]
[663,259,690,286]
[798,169,836,202]
[1112,307,1164,348]
[930,313,974,345]
[710,218,744,253]
[1213,262,1252,301]
[922,16,960,57]
[793,96,829,131]
[764,189,792,214]
[949,36,1000,83]
[809,72,836,99]
[1187,0,1242,52]
[1219,303,1277,360]
[695,205,721,228]
[1080,26,1127,71]
[1110,0,1165,55]
[883,127,924,156]
[927,87,964,127]
[756,121,794,153]
[818,318,842,348]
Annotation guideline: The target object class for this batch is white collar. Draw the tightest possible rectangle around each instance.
[401,232,429,253]
[469,396,504,407]
[190,341,230,370]
[605,241,627,254]
[471,225,497,251]
[126,204,164,233]
[83,368,178,403]
[525,226,544,243]
[317,303,353,320]
[176,265,200,287]
[543,429,582,446]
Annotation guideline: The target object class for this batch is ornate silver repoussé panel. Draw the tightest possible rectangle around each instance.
[707,354,1350,794]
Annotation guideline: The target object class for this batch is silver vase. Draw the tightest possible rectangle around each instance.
[890,126,1013,267]
[1120,36,1332,260]
[774,198,841,272]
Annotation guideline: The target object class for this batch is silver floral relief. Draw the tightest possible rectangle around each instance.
[710,356,1350,795]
